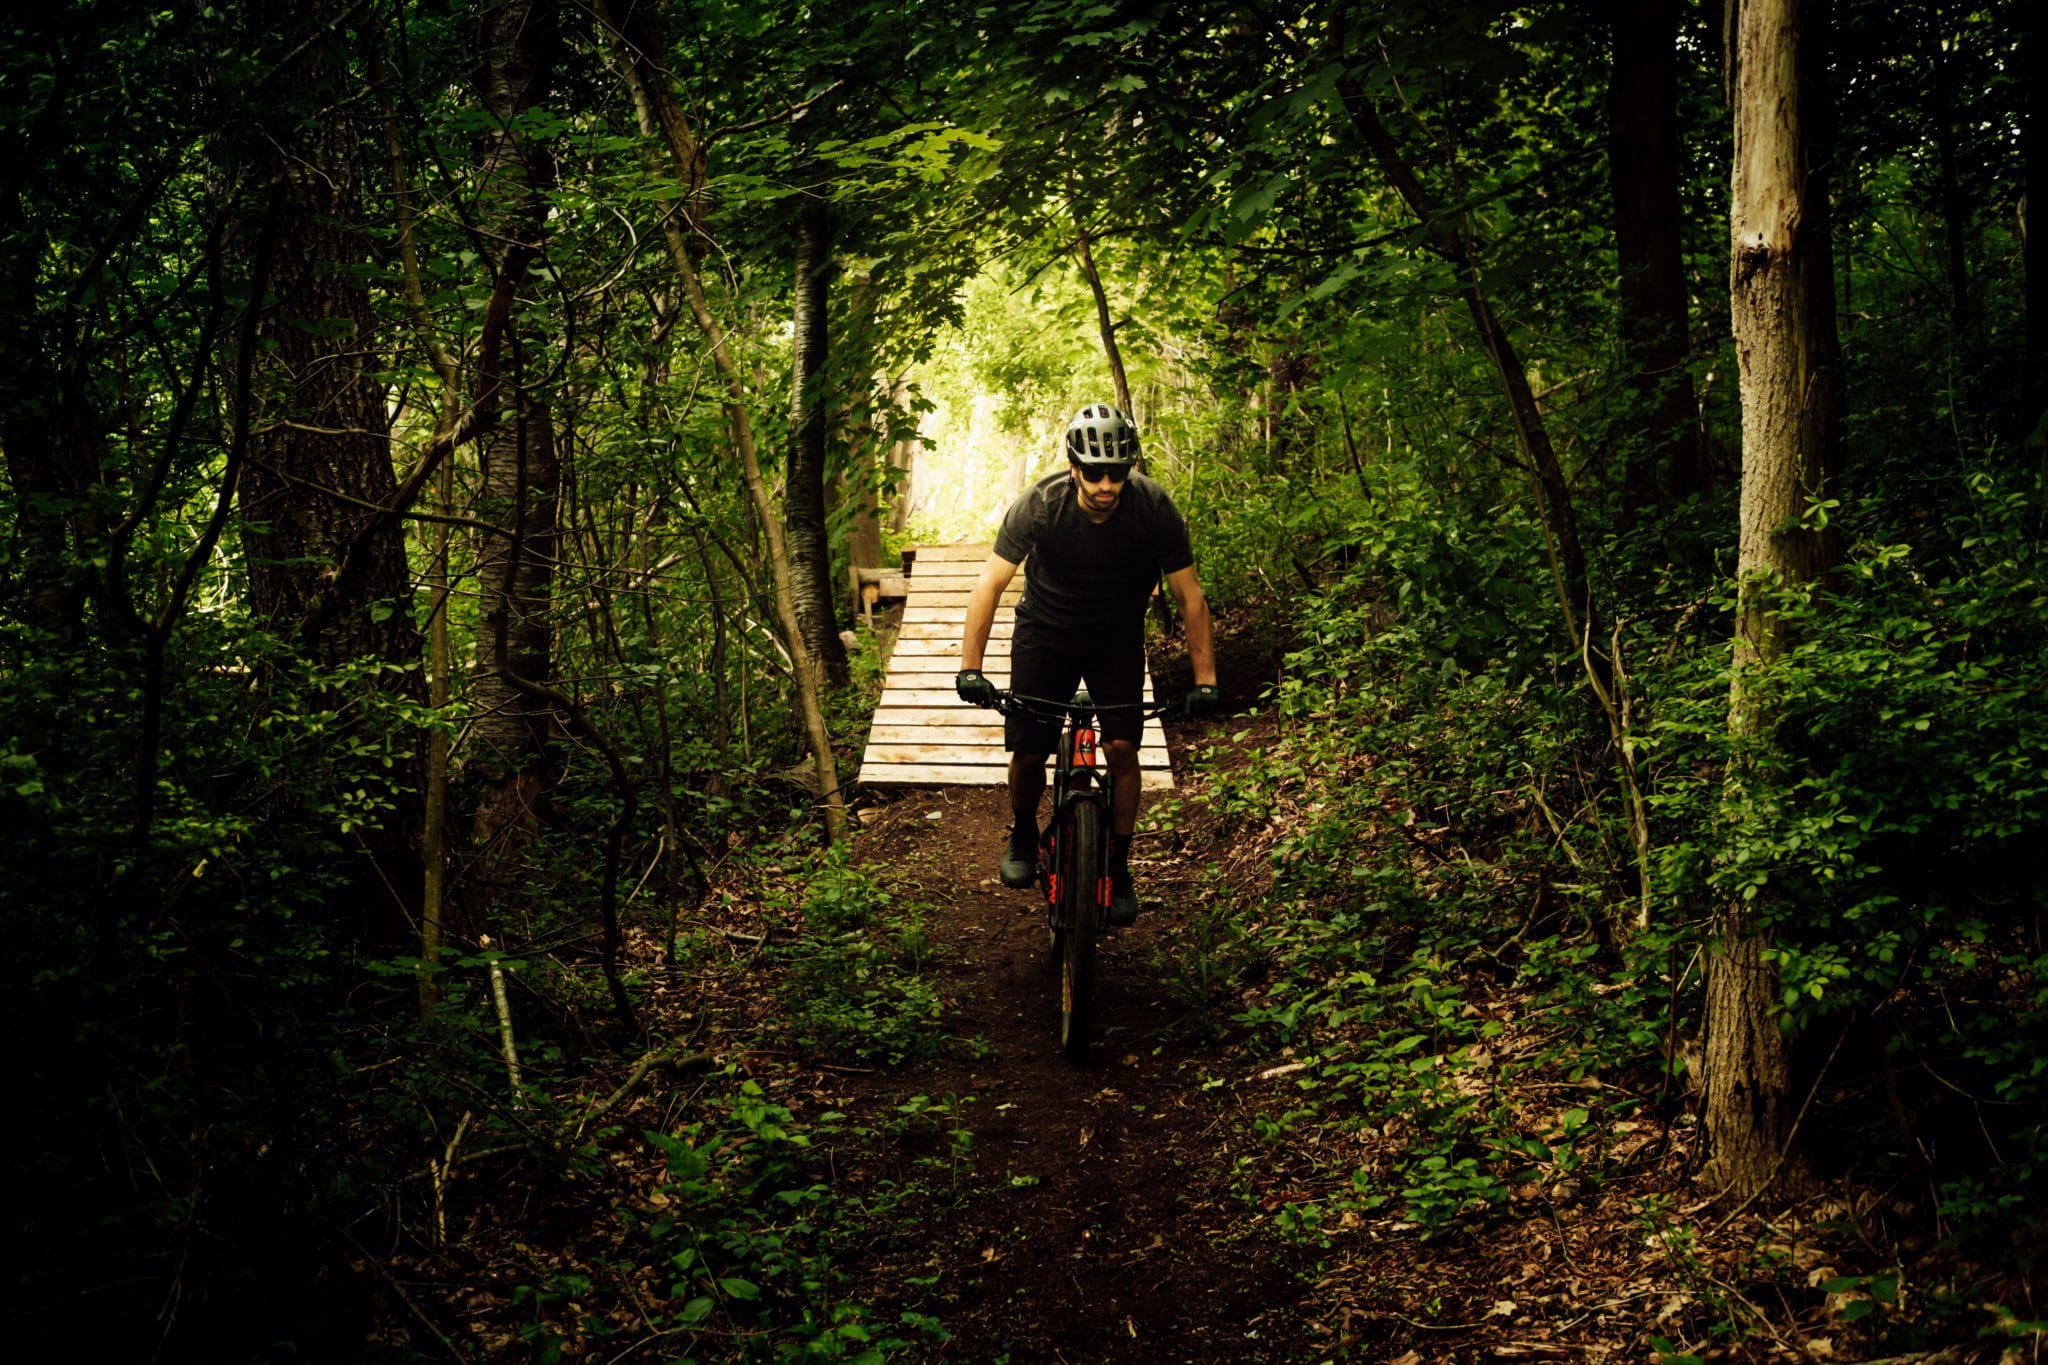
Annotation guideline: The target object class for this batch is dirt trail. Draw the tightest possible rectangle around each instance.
[846,784,1306,1363]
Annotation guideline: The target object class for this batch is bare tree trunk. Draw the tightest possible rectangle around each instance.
[1073,212,1133,415]
[466,0,563,892]
[1609,0,1708,513]
[599,0,846,843]
[786,197,848,686]
[1709,0,1842,1201]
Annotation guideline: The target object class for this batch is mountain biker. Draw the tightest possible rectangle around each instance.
[954,402,1220,925]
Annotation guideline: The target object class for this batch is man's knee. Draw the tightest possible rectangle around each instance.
[1104,738,1139,768]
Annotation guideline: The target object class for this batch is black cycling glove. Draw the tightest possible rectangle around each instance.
[955,669,997,707]
[1182,684,1222,720]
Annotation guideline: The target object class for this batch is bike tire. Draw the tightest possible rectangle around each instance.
[1059,800,1102,1060]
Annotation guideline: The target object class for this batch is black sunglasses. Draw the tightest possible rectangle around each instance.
[1072,462,1131,485]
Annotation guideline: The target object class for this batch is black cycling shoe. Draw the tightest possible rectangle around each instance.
[1108,866,1140,926]
[999,830,1039,889]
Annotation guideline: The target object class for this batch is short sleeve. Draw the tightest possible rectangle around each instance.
[992,485,1038,565]
[1152,488,1194,576]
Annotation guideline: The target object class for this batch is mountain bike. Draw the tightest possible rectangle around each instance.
[978,688,1182,1060]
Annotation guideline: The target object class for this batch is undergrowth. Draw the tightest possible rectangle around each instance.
[1170,453,2047,1354]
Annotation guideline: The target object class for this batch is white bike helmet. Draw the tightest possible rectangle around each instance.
[1063,403,1141,466]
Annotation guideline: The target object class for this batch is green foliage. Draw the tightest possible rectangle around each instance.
[6,0,2047,1352]
[563,1073,949,1362]
[769,856,948,1067]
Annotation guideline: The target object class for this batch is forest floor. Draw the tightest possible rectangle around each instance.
[819,786,1809,1364]
[404,635,2034,1362]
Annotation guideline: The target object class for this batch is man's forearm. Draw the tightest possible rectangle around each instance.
[1185,594,1217,686]
[961,587,998,670]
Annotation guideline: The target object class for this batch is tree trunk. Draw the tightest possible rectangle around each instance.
[1922,6,1971,339]
[1608,0,1708,513]
[1073,212,1134,415]
[0,193,89,634]
[420,455,453,1015]
[239,30,417,675]
[841,417,885,572]
[786,197,849,686]
[235,2,423,942]
[1709,0,1842,1201]
[465,0,563,891]
[1264,342,1313,473]
[886,381,916,534]
[599,0,846,843]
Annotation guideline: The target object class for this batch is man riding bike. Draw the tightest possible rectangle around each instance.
[954,403,1220,925]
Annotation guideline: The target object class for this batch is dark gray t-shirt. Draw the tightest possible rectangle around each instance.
[993,469,1195,634]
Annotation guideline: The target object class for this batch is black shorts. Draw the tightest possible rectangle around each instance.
[1004,620,1147,753]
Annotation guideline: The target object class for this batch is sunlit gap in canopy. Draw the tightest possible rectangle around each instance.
[897,263,1127,545]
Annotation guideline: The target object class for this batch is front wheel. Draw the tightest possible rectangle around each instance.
[1059,800,1102,1060]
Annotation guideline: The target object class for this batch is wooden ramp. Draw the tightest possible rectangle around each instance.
[858,543,1173,789]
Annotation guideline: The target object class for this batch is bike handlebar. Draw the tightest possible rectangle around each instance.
[980,688,1187,723]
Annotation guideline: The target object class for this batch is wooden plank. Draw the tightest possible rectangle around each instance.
[906,582,1023,597]
[889,638,1007,657]
[877,689,1003,707]
[902,607,1020,624]
[858,763,1173,789]
[861,542,1168,789]
[895,621,1013,640]
[878,686,1172,707]
[867,715,1170,736]
[904,571,996,586]
[871,707,1018,726]
[889,654,1009,672]
[867,723,1005,743]
[861,742,1169,766]
[903,590,1022,608]
[881,667,1010,686]
[905,544,993,562]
